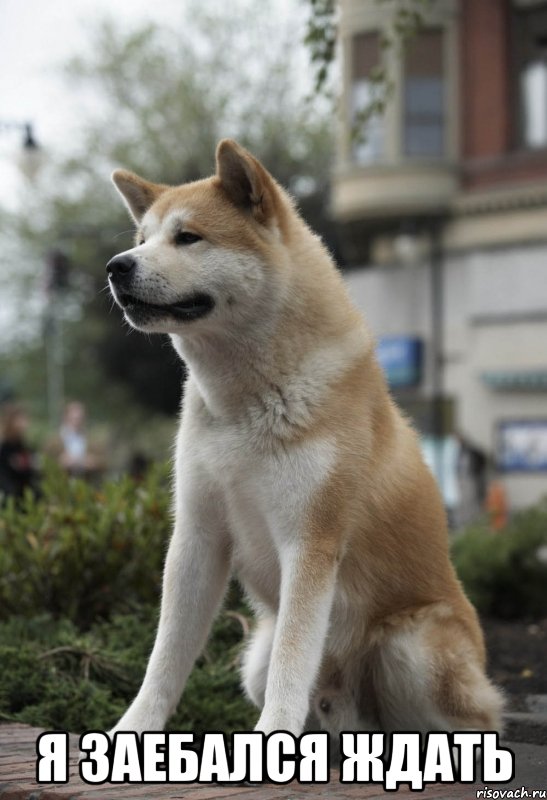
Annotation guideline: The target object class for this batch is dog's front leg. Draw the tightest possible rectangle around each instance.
[255,540,338,736]
[109,486,230,736]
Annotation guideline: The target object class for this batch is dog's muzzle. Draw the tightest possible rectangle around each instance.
[106,254,215,324]
[106,254,136,284]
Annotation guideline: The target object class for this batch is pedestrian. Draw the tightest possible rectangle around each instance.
[56,401,102,478]
[0,403,39,501]
[456,432,488,526]
[486,474,509,531]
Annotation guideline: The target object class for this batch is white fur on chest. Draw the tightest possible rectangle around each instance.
[204,420,335,536]
[179,399,336,610]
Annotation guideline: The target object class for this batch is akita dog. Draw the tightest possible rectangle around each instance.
[107,140,503,740]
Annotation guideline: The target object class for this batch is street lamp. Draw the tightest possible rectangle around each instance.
[0,119,42,180]
[22,122,38,150]
[0,119,39,150]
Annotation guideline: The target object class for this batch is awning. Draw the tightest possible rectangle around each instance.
[481,369,547,390]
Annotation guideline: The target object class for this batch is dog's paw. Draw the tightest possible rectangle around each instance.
[108,702,166,738]
[254,710,302,737]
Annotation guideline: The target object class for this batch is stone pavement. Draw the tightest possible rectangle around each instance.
[506,695,547,747]
[0,725,545,800]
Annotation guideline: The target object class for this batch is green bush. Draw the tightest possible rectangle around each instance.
[0,465,256,733]
[452,499,547,620]
[0,605,256,734]
[0,462,172,627]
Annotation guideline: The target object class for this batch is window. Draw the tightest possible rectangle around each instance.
[403,30,445,158]
[351,32,384,164]
[521,61,547,146]
[513,5,547,149]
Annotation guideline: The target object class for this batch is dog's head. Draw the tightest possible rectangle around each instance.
[107,140,291,336]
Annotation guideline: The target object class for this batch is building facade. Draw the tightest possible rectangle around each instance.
[333,0,547,511]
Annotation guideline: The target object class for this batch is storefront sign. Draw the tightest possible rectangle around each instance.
[497,420,547,472]
[377,336,423,388]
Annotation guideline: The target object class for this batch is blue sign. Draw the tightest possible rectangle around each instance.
[497,420,547,472]
[376,336,423,388]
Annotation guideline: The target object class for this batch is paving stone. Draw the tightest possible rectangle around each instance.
[526,695,547,715]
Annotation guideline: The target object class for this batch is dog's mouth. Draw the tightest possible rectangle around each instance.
[117,291,215,322]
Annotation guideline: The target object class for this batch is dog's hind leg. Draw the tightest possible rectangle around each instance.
[241,614,275,709]
[372,604,504,734]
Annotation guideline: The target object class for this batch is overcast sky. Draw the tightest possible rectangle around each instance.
[0,0,305,208]
[0,0,310,347]
[1,0,178,203]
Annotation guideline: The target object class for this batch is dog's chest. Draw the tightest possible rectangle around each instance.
[200,418,335,546]
[214,427,335,608]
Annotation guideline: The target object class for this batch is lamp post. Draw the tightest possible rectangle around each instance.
[22,122,38,150]
[0,120,41,181]
[394,217,446,495]
[429,221,445,494]
[44,250,71,428]
[0,119,38,148]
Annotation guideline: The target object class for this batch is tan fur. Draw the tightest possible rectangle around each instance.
[107,140,503,739]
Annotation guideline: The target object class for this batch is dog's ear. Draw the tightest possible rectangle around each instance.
[215,139,278,225]
[111,169,165,223]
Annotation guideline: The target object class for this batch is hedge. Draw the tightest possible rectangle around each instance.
[0,462,171,627]
[0,464,256,733]
[451,499,547,620]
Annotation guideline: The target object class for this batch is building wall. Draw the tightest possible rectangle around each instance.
[460,0,547,188]
[460,0,511,161]
[334,0,547,510]
[342,261,435,393]
[343,242,547,509]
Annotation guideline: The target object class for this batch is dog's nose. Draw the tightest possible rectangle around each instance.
[106,254,137,280]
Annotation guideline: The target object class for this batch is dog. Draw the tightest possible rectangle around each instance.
[106,140,503,741]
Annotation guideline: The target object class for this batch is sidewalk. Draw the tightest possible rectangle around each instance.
[0,725,545,799]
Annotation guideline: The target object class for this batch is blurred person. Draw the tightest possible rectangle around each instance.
[456,432,488,527]
[0,403,39,500]
[486,472,509,532]
[128,451,150,483]
[55,401,102,478]
[419,434,460,529]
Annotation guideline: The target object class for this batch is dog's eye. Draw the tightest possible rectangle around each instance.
[138,238,145,246]
[174,231,202,246]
